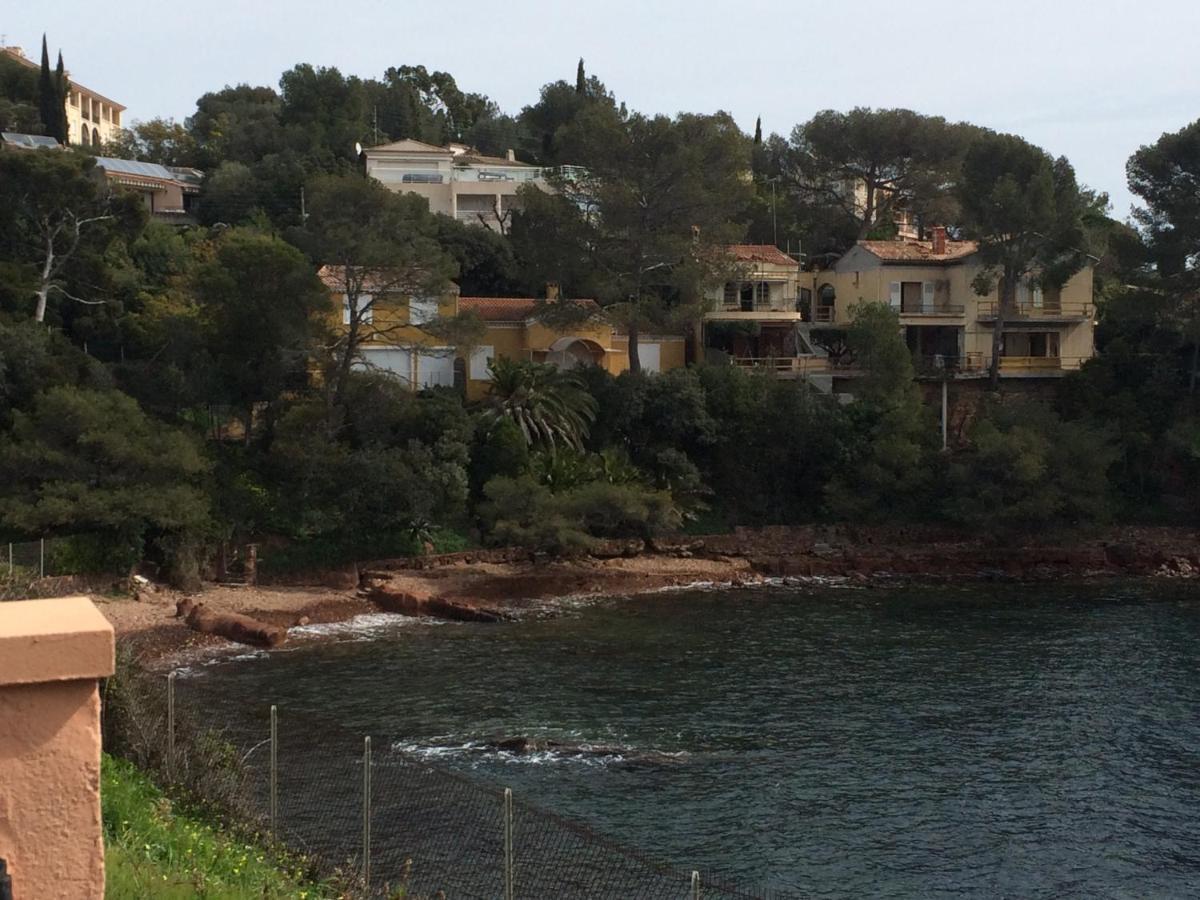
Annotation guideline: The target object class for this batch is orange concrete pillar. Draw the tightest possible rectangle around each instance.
[0,596,115,900]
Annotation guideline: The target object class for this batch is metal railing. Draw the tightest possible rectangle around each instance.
[899,303,966,317]
[979,300,1092,319]
[730,356,832,376]
[812,306,837,324]
[912,352,986,374]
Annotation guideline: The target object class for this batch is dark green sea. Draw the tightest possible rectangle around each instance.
[185,581,1200,897]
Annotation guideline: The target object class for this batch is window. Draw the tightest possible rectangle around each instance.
[470,346,494,380]
[417,350,455,388]
[356,347,411,380]
[638,341,662,374]
[409,296,438,325]
[755,282,770,306]
[723,283,738,307]
[343,294,373,325]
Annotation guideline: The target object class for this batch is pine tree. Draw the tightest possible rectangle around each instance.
[575,58,586,95]
[54,51,69,144]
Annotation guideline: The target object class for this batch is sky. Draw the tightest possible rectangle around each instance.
[5,0,1198,219]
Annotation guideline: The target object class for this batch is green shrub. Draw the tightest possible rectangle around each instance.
[479,475,681,554]
[944,399,1118,531]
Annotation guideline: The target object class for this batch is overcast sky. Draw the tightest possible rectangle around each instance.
[6,0,1198,218]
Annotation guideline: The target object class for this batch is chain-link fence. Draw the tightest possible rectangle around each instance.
[1,538,85,600]
[104,663,792,898]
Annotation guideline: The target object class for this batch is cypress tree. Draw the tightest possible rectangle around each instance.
[37,35,58,140]
[54,51,69,144]
[753,116,762,145]
[575,58,586,95]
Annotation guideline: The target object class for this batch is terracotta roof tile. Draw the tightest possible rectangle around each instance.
[459,297,599,322]
[728,245,800,266]
[859,239,978,262]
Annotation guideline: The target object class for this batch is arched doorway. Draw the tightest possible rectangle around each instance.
[546,337,605,370]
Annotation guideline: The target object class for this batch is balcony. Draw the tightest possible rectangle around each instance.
[451,168,544,183]
[978,301,1091,321]
[812,306,836,324]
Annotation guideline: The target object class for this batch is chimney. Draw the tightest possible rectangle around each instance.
[545,282,560,301]
[931,225,947,256]
[505,148,516,162]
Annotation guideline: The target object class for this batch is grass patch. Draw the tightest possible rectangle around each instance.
[102,753,333,899]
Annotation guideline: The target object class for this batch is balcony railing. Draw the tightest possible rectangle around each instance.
[730,356,832,376]
[719,300,800,314]
[812,306,836,324]
[899,303,966,317]
[979,301,1092,319]
[913,352,986,375]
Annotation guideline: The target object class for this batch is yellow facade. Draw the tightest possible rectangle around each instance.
[812,239,1096,377]
[0,46,124,148]
[321,272,687,399]
[701,241,1096,382]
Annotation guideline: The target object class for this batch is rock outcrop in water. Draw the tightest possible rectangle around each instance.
[176,598,287,648]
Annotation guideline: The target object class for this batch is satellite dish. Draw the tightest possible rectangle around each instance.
[355,142,363,156]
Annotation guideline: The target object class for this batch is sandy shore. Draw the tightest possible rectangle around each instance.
[99,554,757,668]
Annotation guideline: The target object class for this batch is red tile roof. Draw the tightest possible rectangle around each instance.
[459,297,600,322]
[858,239,978,262]
[728,244,800,266]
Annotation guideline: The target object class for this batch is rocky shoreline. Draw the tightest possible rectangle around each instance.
[96,524,1199,667]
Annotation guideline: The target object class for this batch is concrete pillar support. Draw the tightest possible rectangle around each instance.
[0,596,115,900]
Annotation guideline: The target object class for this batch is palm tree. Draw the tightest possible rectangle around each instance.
[482,358,597,451]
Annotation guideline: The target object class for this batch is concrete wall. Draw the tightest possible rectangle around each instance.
[0,596,114,900]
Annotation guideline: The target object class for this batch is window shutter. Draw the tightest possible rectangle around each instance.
[470,346,495,380]
[888,282,901,308]
[922,282,935,312]
[1016,280,1030,307]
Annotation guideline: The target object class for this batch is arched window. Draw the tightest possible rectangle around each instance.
[79,126,89,146]
[816,284,836,323]
[92,127,100,147]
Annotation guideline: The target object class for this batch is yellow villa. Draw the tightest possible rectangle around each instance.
[702,237,1097,387]
[0,44,125,148]
[319,268,685,399]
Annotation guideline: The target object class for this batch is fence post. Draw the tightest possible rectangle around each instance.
[691,870,701,900]
[269,705,278,837]
[503,787,514,900]
[166,672,176,782]
[39,538,44,579]
[362,736,372,891]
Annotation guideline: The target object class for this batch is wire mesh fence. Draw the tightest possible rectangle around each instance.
[110,668,794,899]
[1,538,77,600]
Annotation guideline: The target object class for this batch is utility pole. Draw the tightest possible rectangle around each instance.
[300,186,308,224]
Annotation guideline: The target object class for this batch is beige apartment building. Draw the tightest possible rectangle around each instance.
[364,139,574,231]
[0,45,124,147]
[703,235,1096,384]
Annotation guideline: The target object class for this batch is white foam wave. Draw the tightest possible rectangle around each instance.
[390,738,688,768]
[288,612,449,640]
